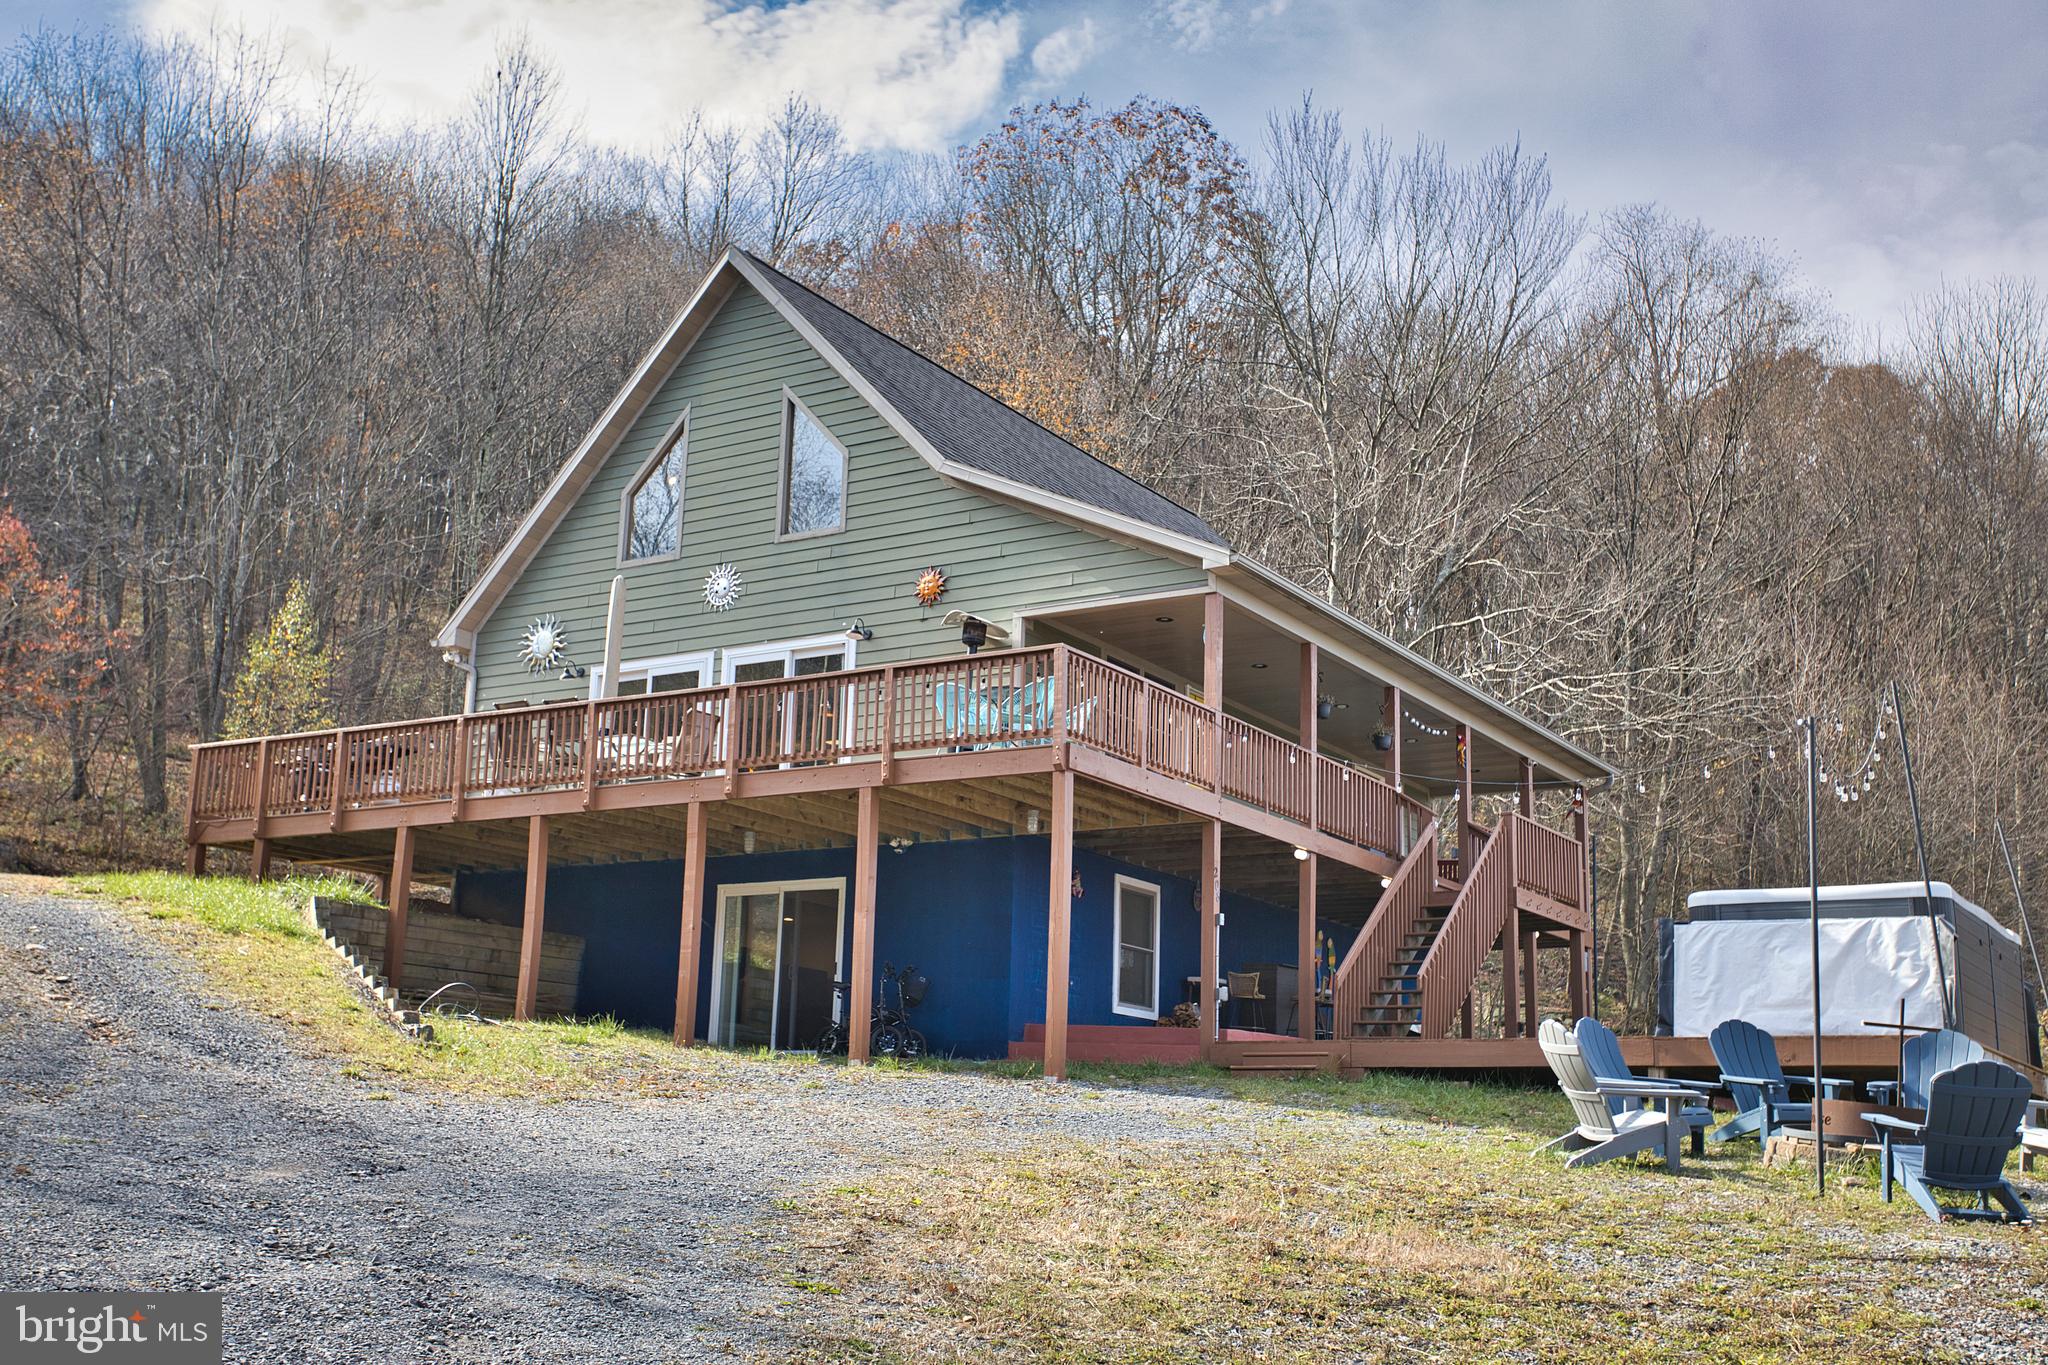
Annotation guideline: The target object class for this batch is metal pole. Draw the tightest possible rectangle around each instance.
[1996,820,2048,1005]
[1588,832,1600,1021]
[1805,715,1825,1198]
[1889,680,1954,1028]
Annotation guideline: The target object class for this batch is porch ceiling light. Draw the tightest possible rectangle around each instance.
[1155,615,1173,623]
[1292,846,1309,861]
[1380,876,1392,888]
[742,830,756,855]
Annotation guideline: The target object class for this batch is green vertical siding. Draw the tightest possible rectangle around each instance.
[472,282,1205,707]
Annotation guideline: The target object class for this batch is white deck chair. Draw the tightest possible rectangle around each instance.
[1537,1018,1707,1172]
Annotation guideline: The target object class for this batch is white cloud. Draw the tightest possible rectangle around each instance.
[1030,18,1097,83]
[137,0,1025,153]
[1155,0,1224,53]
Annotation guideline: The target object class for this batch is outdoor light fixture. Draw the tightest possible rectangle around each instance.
[742,830,756,855]
[888,836,915,854]
[1026,809,1041,834]
[559,665,587,681]
[1379,876,1392,889]
[441,649,466,665]
[844,618,873,642]
[1155,615,1174,623]
[1251,661,1267,669]
[1372,729,1394,751]
[1292,847,1309,861]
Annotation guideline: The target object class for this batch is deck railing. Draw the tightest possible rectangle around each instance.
[191,644,1446,856]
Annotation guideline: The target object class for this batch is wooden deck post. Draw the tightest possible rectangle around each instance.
[1199,817,1222,1053]
[1499,913,1520,1039]
[1202,592,1225,792]
[181,746,203,876]
[1043,768,1076,1080]
[1298,639,1319,1040]
[1521,929,1539,1036]
[1456,723,1474,881]
[1567,927,1588,1018]
[1460,994,1473,1038]
[250,736,273,883]
[184,843,207,877]
[515,814,550,1022]
[849,786,880,1065]
[1383,685,1403,791]
[672,801,707,1045]
[385,825,415,996]
[1519,758,1535,817]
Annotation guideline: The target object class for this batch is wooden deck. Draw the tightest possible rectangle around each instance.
[187,644,1463,876]
[1208,1033,2048,1092]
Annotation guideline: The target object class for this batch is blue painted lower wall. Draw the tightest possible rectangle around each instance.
[454,836,1352,1059]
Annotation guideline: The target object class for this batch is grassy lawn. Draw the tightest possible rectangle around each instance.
[782,1112,2047,1364]
[47,870,2048,1361]
[61,871,769,1099]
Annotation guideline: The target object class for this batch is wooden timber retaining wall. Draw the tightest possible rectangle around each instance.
[311,896,583,1019]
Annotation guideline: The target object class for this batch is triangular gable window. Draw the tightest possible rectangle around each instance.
[621,414,687,563]
[780,393,846,538]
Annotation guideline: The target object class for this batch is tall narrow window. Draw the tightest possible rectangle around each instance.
[1113,877,1161,1019]
[623,420,686,562]
[781,395,846,537]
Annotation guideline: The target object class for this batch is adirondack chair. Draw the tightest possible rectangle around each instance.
[1706,1018,1855,1145]
[1003,678,1099,742]
[2022,1100,2048,1174]
[1898,1028,1985,1110]
[931,682,1003,745]
[1865,1061,2033,1224]
[1574,1017,1718,1156]
[1537,1019,1708,1172]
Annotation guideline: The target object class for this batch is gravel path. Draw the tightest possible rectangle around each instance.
[0,885,1252,1363]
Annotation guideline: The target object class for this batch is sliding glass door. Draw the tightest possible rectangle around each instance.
[710,879,846,1049]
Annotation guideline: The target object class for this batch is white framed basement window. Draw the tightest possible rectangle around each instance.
[588,652,714,699]
[1112,875,1162,1020]
[777,389,847,539]
[619,408,689,565]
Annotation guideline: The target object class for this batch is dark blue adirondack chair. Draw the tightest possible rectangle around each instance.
[1575,1017,1717,1156]
[1866,1061,2032,1224]
[1899,1029,1985,1110]
[1706,1018,1854,1145]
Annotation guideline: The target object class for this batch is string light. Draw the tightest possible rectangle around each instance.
[1404,710,1452,739]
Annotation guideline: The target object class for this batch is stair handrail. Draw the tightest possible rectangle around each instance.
[1329,821,1439,1040]
[1413,817,1516,1037]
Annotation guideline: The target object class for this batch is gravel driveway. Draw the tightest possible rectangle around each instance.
[0,885,1246,1363]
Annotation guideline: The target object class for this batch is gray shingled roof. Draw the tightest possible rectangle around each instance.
[742,252,1228,550]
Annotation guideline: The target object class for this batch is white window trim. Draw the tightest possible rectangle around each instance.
[776,386,848,542]
[706,876,848,1048]
[588,651,715,701]
[618,407,690,566]
[1111,874,1163,1021]
[720,633,857,682]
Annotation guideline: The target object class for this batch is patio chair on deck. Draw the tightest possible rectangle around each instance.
[1574,1016,1717,1157]
[1537,1019,1707,1172]
[1865,1060,2032,1224]
[1898,1028,1985,1110]
[1706,1018,1854,1146]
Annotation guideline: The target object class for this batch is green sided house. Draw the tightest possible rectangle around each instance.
[184,247,1612,1076]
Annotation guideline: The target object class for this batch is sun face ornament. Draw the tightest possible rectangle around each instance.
[518,615,569,675]
[703,562,744,611]
[914,565,947,608]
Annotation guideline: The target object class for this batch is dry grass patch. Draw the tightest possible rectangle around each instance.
[783,1115,2048,1363]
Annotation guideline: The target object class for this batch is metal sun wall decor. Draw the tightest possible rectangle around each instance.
[914,565,948,607]
[703,562,744,611]
[518,615,569,675]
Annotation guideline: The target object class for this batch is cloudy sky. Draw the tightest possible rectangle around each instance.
[9,0,2044,332]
